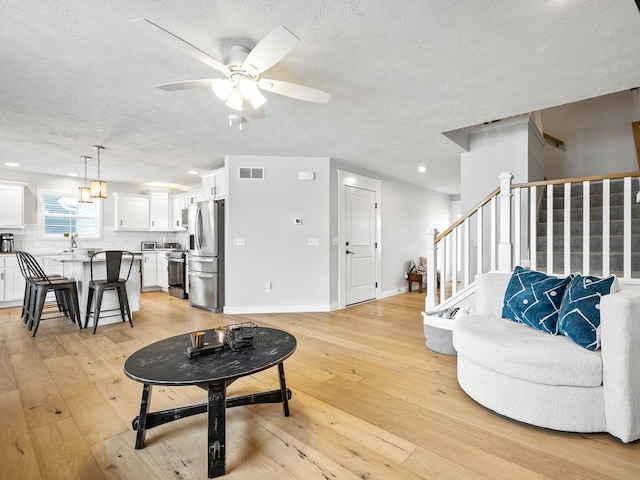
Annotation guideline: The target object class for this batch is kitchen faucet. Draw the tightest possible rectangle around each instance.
[70,234,77,251]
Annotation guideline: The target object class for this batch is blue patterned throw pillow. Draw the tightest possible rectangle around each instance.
[557,274,617,350]
[502,266,574,334]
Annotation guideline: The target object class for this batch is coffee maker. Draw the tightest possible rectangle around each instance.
[0,233,15,252]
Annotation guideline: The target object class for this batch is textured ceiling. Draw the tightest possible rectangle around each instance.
[1,0,639,194]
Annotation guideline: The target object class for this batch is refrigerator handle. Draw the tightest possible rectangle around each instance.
[195,206,203,251]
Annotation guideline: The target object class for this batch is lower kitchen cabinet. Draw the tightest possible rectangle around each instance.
[141,252,159,289]
[159,254,168,292]
[0,255,26,304]
[141,251,169,291]
[0,258,5,302]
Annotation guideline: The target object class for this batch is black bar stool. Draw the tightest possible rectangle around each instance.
[16,251,82,336]
[15,251,65,323]
[84,250,135,334]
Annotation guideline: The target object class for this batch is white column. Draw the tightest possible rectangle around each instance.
[426,228,438,310]
[497,172,514,272]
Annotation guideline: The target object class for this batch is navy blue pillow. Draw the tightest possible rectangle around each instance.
[502,266,574,334]
[558,274,616,350]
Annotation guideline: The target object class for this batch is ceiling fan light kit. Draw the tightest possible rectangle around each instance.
[134,19,331,125]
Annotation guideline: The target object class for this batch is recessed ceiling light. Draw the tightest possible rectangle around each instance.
[5,162,19,167]
[418,166,427,173]
[188,170,199,175]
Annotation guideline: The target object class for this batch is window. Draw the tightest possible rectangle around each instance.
[37,189,102,239]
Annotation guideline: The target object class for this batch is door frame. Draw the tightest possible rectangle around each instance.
[337,170,382,309]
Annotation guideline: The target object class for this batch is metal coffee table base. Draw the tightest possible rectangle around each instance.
[131,363,292,478]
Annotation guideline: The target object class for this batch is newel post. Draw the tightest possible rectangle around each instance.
[497,172,514,273]
[426,228,439,310]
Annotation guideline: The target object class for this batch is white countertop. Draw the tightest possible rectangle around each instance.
[44,253,143,263]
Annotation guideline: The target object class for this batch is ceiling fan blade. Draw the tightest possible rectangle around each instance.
[133,18,229,75]
[258,79,331,104]
[155,79,216,91]
[243,26,299,75]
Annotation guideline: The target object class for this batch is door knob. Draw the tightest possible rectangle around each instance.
[346,250,355,255]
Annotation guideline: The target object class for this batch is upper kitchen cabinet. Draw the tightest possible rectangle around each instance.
[171,193,186,231]
[146,189,171,231]
[113,193,149,231]
[201,168,225,200]
[185,187,202,205]
[0,181,26,228]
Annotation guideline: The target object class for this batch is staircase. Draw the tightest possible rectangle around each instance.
[536,179,640,277]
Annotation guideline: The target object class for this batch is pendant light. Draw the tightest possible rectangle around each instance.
[78,155,93,204]
[90,145,107,199]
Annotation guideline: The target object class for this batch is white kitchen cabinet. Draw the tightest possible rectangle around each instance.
[185,189,201,205]
[5,262,25,301]
[171,193,187,231]
[0,257,5,302]
[147,189,171,231]
[0,255,26,303]
[201,169,225,200]
[141,252,159,288]
[113,193,150,231]
[0,181,26,228]
[159,253,168,292]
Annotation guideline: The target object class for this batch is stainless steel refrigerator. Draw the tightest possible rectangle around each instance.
[188,199,224,312]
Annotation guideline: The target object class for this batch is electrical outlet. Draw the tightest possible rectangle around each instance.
[233,237,245,246]
[308,237,320,246]
[294,217,302,224]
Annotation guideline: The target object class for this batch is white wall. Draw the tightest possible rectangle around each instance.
[460,116,532,212]
[224,155,332,313]
[542,90,638,179]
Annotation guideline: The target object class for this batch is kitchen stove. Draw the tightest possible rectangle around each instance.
[166,250,188,299]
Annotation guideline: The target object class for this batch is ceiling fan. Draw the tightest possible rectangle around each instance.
[133,19,331,123]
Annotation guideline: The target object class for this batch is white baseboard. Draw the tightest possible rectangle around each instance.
[224,303,335,314]
[380,287,409,298]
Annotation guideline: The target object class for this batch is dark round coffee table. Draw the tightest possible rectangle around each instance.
[124,327,297,478]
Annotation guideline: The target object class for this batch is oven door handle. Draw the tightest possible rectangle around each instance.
[168,258,185,263]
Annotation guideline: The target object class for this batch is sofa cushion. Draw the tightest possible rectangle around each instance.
[453,315,602,387]
[558,274,617,351]
[502,266,574,334]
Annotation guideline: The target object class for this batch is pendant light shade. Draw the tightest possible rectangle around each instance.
[90,145,107,199]
[78,155,93,204]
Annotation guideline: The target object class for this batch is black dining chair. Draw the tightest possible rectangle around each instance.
[84,250,135,334]
[15,251,82,336]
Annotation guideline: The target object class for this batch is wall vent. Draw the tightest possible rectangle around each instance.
[239,167,264,179]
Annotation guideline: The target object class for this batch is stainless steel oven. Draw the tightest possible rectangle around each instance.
[166,251,188,299]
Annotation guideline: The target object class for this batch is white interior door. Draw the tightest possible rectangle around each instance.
[345,186,377,305]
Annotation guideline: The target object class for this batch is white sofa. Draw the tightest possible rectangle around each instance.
[453,272,640,443]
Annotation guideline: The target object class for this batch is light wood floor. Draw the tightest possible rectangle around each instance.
[1,291,639,479]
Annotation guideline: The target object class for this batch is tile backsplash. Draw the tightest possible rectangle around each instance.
[4,225,189,253]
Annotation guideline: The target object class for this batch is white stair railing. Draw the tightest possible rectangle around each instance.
[426,171,640,310]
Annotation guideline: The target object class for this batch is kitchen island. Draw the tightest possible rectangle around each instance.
[44,253,142,326]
